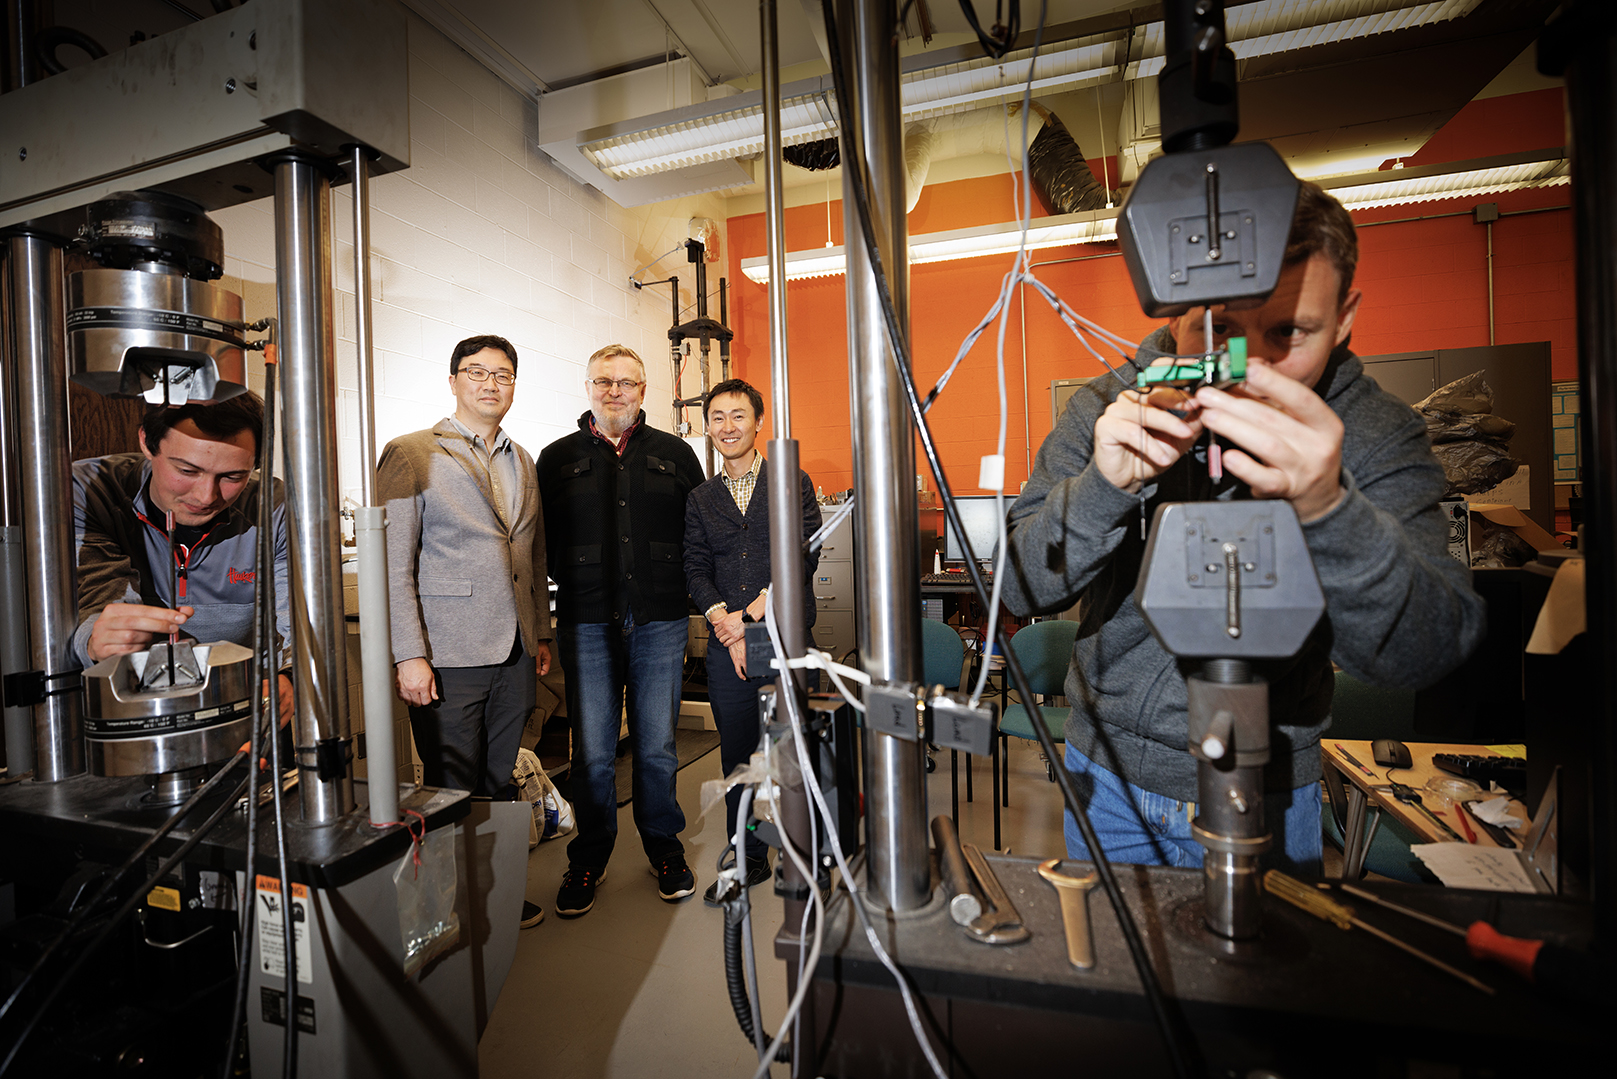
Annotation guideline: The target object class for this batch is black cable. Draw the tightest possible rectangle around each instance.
[255,356,299,1078]
[153,0,206,21]
[0,746,248,1034]
[0,770,251,1077]
[722,905,790,1062]
[819,4,1199,1075]
[955,0,1019,58]
[222,336,279,1079]
[33,26,107,74]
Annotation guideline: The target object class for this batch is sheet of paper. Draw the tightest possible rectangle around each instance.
[1484,744,1526,759]
[1412,843,1537,893]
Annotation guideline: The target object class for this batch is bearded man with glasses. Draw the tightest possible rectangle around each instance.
[379,335,554,927]
[538,344,705,917]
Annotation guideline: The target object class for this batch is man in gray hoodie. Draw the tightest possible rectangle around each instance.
[1001,182,1485,872]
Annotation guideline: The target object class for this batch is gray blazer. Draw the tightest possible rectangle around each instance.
[379,418,552,669]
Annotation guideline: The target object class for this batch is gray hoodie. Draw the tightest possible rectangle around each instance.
[1000,328,1485,800]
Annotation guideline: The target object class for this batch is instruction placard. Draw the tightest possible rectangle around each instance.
[255,875,313,984]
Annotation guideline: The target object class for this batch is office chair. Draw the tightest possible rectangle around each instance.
[921,617,969,820]
[1320,670,1437,883]
[993,618,1080,849]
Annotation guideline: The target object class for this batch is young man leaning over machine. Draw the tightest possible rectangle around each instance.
[1000,182,1485,872]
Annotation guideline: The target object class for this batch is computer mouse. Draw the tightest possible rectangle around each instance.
[1371,739,1412,769]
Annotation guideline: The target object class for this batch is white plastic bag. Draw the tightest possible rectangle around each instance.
[393,822,460,977]
[513,748,575,848]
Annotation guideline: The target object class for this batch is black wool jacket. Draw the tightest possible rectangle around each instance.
[539,410,705,625]
[683,463,823,632]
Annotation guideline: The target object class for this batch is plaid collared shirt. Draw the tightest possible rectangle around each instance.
[721,452,764,516]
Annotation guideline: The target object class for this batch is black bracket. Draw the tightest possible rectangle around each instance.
[3,668,82,710]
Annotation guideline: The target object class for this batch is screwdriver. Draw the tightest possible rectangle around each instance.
[1265,870,1495,995]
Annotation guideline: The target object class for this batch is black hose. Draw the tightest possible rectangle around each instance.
[255,355,298,1079]
[724,903,790,1063]
[33,27,107,74]
[222,332,278,1079]
[819,3,1200,1076]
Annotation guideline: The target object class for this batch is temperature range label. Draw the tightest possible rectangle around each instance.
[255,875,314,985]
[84,696,251,736]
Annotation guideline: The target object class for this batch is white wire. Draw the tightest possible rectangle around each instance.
[749,748,825,1079]
[761,601,949,1079]
[734,785,766,1061]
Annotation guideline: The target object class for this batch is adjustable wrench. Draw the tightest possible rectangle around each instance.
[961,843,1031,945]
[1038,859,1100,969]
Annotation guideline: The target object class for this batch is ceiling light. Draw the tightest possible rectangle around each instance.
[739,148,1564,284]
[580,0,1483,181]
[740,209,1119,284]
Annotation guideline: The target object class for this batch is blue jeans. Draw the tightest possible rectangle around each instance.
[1062,743,1322,876]
[558,611,688,867]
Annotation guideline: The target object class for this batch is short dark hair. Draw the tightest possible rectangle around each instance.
[705,379,764,421]
[141,391,264,456]
[1285,181,1358,305]
[451,335,518,375]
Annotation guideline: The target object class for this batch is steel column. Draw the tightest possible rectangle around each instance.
[272,153,354,822]
[1,241,31,774]
[1544,0,1617,953]
[3,233,83,781]
[838,0,928,911]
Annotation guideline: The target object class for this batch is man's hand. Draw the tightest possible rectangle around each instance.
[261,674,295,727]
[1194,360,1345,523]
[1092,387,1204,493]
[743,589,768,624]
[87,603,194,662]
[711,608,746,648]
[395,657,439,707]
[535,641,553,677]
[728,639,749,680]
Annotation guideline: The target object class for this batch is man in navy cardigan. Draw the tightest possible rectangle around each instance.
[683,378,822,904]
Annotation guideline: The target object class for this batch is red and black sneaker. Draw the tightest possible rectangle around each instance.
[651,853,695,901]
[556,865,606,918]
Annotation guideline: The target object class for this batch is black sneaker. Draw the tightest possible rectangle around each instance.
[520,900,545,928]
[702,855,771,905]
[556,865,606,918]
[651,853,696,901]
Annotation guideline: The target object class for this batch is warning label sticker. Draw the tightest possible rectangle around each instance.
[255,875,313,985]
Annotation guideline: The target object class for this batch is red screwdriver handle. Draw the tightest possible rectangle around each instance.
[1467,920,1542,982]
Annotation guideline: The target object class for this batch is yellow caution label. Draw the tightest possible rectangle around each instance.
[147,885,182,912]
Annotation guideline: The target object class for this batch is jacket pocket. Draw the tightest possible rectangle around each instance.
[569,545,602,567]
[649,541,679,564]
[565,456,593,479]
[419,576,473,597]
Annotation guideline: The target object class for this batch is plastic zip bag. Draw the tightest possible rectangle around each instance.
[394,820,460,977]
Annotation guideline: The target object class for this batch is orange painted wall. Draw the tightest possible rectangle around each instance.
[724,91,1575,503]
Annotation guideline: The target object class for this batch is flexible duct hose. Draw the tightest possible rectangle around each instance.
[1027,105,1110,214]
[724,900,790,1062]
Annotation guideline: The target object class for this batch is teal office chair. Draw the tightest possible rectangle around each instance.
[921,618,970,820]
[993,618,1080,849]
[1321,670,1437,884]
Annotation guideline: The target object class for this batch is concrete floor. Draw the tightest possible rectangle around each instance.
[478,734,1072,1078]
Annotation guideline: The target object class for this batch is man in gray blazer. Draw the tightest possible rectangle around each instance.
[379,335,553,814]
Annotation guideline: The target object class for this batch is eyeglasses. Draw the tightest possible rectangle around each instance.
[460,366,515,385]
[588,378,643,391]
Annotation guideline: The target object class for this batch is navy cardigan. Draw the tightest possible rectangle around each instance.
[683,463,822,632]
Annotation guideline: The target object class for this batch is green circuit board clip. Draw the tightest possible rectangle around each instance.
[1136,336,1248,391]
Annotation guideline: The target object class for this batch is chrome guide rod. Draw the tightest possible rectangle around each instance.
[839,0,929,912]
[349,145,398,826]
[3,233,83,782]
[0,245,33,774]
[272,153,355,823]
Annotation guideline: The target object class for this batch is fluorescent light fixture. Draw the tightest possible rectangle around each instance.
[581,0,1483,181]
[1321,149,1569,211]
[739,149,1566,284]
[740,209,1120,284]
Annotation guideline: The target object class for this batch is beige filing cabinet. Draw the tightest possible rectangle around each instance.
[812,509,856,661]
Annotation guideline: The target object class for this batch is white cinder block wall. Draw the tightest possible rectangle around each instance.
[206,12,729,779]
[214,10,725,499]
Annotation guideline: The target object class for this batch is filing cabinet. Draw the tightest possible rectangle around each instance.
[812,509,857,661]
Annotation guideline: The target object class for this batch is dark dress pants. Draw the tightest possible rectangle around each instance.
[408,633,535,796]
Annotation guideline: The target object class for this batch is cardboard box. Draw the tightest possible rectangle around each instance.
[1466,503,1561,563]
